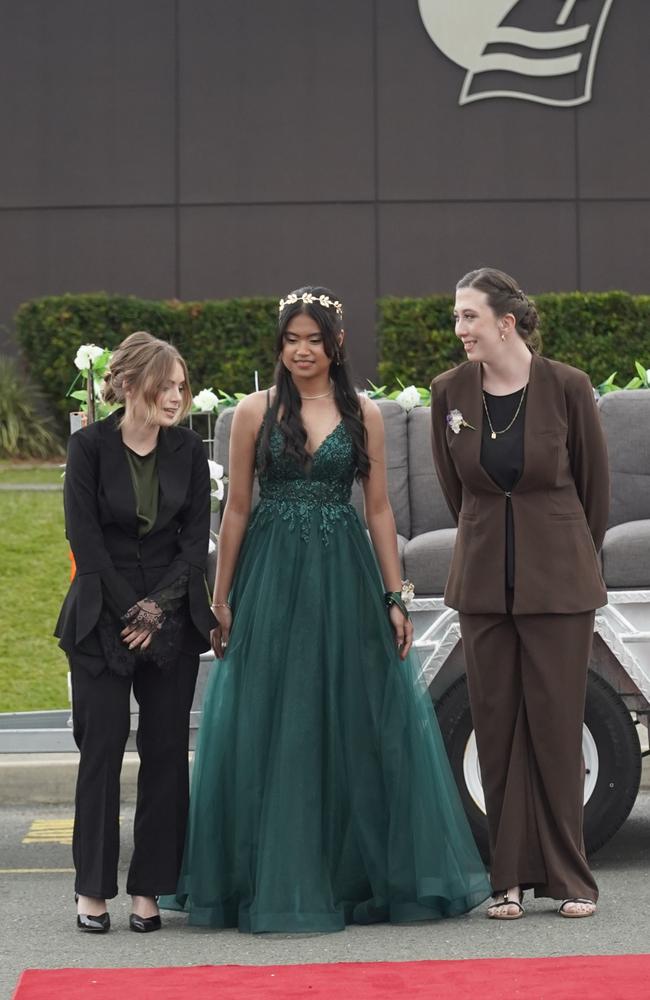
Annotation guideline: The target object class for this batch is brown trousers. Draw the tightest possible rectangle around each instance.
[458,608,598,902]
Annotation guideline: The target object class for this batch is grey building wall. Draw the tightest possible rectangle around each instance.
[0,1,647,381]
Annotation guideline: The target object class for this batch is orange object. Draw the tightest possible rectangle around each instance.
[69,550,76,581]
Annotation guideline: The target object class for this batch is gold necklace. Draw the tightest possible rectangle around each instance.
[299,379,334,400]
[482,384,527,440]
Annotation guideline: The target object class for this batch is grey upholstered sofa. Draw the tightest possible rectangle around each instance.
[598,390,650,589]
[212,391,650,596]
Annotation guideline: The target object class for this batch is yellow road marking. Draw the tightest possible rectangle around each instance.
[0,868,76,874]
[23,818,74,845]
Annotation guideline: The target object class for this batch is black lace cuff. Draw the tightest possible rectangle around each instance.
[121,598,165,634]
[150,571,189,614]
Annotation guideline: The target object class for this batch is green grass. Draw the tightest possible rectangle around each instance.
[0,487,70,711]
[0,462,65,486]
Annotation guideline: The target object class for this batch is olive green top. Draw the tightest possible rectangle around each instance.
[124,445,159,537]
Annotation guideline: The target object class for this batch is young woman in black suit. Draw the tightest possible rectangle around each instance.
[56,331,214,933]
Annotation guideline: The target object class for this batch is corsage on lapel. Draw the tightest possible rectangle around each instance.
[446,409,475,434]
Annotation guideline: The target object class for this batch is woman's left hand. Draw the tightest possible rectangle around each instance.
[389,604,413,660]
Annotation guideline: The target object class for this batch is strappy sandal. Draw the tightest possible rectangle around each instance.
[487,890,525,920]
[558,898,596,918]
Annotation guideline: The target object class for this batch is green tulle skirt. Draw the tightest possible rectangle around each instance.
[161,501,490,932]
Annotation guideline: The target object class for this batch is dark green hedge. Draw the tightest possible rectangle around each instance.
[16,293,279,425]
[378,291,650,388]
[16,291,650,427]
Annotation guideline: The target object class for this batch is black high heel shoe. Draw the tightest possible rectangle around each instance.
[75,895,110,933]
[77,912,111,932]
[129,912,161,933]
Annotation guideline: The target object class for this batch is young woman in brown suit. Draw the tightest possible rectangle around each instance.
[430,267,610,920]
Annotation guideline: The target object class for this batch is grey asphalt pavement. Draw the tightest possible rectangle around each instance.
[2,784,650,1000]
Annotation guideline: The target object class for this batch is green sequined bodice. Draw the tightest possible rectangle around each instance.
[251,420,357,542]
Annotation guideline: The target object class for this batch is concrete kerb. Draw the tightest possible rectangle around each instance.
[0,753,141,806]
[1,752,649,809]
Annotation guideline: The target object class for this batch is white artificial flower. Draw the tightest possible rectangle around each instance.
[193,388,220,412]
[646,369,650,384]
[74,344,105,370]
[208,460,225,501]
[446,408,475,434]
[395,385,421,411]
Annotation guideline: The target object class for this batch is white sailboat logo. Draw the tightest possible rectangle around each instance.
[418,0,615,107]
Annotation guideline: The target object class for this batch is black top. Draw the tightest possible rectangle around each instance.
[480,388,527,590]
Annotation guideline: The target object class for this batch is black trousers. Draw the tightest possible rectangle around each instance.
[70,653,199,899]
[458,609,598,903]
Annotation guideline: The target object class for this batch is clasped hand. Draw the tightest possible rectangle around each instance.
[120,599,164,651]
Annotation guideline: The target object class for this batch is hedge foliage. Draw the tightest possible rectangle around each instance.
[16,293,279,425]
[15,291,650,428]
[378,291,650,388]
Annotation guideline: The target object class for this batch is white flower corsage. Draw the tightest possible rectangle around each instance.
[446,409,475,434]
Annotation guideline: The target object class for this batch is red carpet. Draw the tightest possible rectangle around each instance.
[12,955,650,1000]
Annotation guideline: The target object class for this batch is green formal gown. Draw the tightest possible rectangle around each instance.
[160,418,490,932]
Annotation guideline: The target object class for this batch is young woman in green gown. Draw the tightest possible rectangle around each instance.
[161,287,490,932]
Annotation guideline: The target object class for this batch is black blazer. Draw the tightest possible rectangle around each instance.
[55,410,214,663]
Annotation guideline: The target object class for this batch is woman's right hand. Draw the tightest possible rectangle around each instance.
[210,604,233,659]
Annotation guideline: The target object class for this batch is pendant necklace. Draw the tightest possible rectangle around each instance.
[482,384,527,440]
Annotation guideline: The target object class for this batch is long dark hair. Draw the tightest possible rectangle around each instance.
[259,285,370,479]
[457,267,542,353]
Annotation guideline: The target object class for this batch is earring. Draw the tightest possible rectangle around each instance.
[500,333,506,342]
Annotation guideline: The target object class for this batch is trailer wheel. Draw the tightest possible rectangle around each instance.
[434,670,641,864]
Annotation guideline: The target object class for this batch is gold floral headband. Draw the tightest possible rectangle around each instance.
[279,292,343,318]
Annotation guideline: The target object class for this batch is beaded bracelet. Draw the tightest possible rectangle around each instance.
[384,592,411,621]
[384,579,414,621]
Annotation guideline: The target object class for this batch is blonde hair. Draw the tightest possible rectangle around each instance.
[102,331,192,424]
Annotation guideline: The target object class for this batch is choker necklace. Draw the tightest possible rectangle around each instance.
[482,384,527,439]
[299,380,334,400]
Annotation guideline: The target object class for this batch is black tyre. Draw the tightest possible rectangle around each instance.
[582,672,642,853]
[434,670,641,864]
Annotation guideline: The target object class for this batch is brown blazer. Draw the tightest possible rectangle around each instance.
[430,354,609,615]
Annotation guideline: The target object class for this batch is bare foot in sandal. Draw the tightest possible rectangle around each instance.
[558,898,596,918]
[487,886,524,920]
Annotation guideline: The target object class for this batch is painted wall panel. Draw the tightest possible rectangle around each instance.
[0,208,175,355]
[179,0,375,204]
[0,0,176,208]
[180,203,377,374]
[378,202,578,296]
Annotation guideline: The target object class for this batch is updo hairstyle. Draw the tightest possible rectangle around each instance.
[102,331,192,424]
[456,267,541,352]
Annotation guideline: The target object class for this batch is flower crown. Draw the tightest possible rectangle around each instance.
[279,292,343,318]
